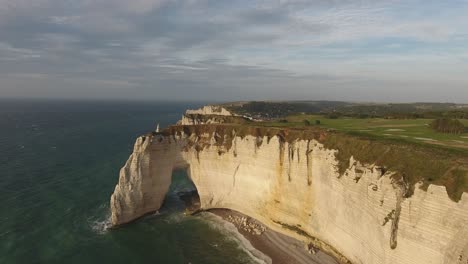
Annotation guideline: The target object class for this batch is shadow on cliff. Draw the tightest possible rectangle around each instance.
[159,169,200,215]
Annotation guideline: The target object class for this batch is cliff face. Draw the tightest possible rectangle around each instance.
[111,126,468,264]
[186,105,233,116]
[178,105,240,125]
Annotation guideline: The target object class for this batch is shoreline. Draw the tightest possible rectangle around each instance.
[207,209,339,264]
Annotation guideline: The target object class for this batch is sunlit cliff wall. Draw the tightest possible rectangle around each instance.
[111,126,468,264]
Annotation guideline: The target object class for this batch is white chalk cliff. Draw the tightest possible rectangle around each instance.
[185,105,233,116]
[110,107,468,264]
[178,105,237,125]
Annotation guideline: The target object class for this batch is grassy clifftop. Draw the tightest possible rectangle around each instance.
[182,114,251,124]
[159,123,467,202]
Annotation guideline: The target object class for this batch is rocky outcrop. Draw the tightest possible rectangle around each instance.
[111,126,468,264]
[178,114,250,126]
[178,105,235,125]
[186,105,233,116]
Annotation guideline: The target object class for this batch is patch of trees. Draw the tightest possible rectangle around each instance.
[325,112,342,119]
[226,101,468,120]
[430,118,466,134]
[384,113,424,119]
[303,120,320,126]
[425,111,468,119]
[226,101,350,119]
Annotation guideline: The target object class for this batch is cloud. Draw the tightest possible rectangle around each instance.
[0,0,467,102]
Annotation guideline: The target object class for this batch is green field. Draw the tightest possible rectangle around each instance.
[258,115,468,151]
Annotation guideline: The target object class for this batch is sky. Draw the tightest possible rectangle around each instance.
[0,0,467,102]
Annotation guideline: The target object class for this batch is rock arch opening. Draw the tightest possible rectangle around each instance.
[166,168,200,214]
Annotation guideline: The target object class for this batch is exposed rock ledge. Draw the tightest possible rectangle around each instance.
[186,105,233,116]
[177,105,246,125]
[110,110,468,264]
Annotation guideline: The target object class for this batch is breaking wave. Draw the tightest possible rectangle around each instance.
[88,205,112,235]
[200,212,272,264]
[89,216,112,234]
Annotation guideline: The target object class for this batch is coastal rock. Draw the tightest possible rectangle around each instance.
[305,243,318,255]
[178,106,233,125]
[111,126,468,264]
[185,105,232,116]
[225,214,266,235]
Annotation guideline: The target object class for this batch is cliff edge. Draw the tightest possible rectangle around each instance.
[110,105,468,264]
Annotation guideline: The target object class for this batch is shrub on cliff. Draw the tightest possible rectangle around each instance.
[326,112,341,119]
[430,118,465,134]
[302,119,321,126]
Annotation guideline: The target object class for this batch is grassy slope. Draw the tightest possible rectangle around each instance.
[279,114,468,151]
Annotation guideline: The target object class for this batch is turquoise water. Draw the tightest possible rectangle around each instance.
[0,100,260,264]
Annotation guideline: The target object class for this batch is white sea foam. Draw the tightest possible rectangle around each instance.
[163,212,185,224]
[88,209,112,235]
[200,212,272,264]
[89,216,112,235]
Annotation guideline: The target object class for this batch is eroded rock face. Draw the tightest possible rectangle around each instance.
[178,105,235,125]
[186,105,232,116]
[110,135,184,225]
[110,132,468,264]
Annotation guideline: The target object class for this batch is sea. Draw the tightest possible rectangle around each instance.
[0,99,266,264]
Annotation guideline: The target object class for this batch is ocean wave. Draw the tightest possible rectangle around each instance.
[162,211,186,224]
[89,216,112,234]
[200,212,272,264]
[88,206,112,235]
